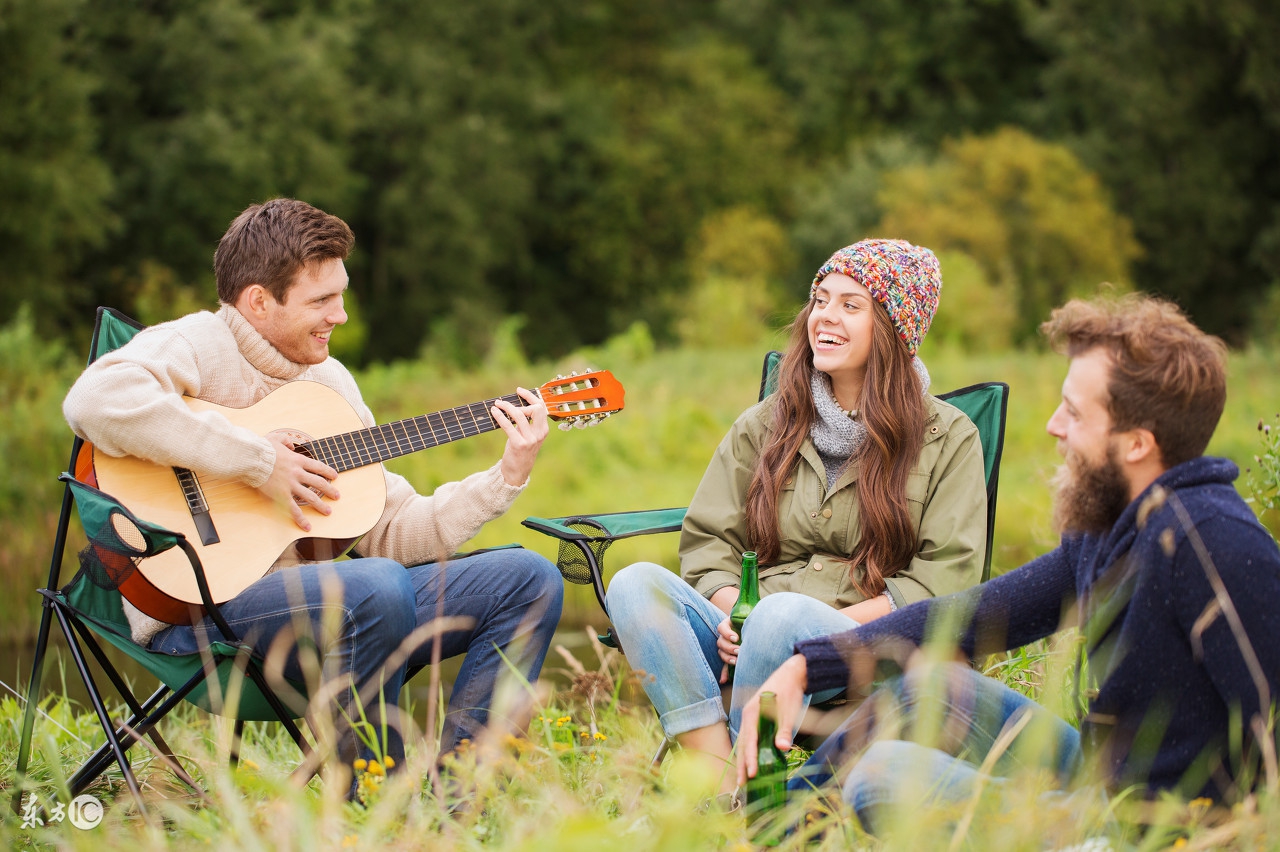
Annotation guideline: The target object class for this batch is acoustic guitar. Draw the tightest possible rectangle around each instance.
[85,371,624,624]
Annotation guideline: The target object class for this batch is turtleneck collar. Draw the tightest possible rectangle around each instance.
[218,304,314,381]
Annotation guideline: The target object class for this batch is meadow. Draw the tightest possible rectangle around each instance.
[3,319,1280,848]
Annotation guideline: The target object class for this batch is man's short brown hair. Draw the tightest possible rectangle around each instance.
[1040,292,1228,468]
[214,198,354,305]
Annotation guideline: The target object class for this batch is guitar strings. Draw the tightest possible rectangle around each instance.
[180,393,530,502]
[174,381,608,504]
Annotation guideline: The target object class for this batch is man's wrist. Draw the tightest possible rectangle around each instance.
[784,653,808,692]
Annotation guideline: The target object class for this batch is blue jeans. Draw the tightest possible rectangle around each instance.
[792,663,1083,833]
[606,562,855,738]
[150,549,563,763]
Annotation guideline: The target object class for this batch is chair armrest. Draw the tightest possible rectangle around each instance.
[522,507,686,542]
[521,507,686,619]
[59,474,245,646]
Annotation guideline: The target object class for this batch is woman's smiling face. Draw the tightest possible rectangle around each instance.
[807,273,876,394]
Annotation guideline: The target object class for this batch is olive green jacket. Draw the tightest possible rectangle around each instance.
[681,394,987,610]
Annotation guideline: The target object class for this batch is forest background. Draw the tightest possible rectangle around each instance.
[2,0,1280,637]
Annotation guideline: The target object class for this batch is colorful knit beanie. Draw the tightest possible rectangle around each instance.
[810,239,942,355]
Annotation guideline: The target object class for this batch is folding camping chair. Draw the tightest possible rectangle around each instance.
[523,351,1009,645]
[12,307,310,819]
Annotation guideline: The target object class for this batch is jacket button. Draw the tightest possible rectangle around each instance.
[930,426,939,434]
[810,511,817,518]
[813,561,823,571]
[821,508,832,518]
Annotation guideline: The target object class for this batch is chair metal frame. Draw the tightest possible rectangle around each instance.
[12,308,310,819]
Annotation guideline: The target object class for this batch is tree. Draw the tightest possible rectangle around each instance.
[0,0,113,330]
[73,0,361,327]
[715,0,1048,157]
[875,127,1140,343]
[1025,0,1280,341]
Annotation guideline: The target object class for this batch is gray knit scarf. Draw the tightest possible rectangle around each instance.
[810,358,932,487]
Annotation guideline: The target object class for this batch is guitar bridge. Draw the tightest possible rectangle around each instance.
[174,467,221,546]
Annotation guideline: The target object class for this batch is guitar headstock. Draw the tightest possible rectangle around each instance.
[538,370,625,430]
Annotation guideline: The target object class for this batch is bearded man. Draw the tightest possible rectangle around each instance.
[736,293,1280,831]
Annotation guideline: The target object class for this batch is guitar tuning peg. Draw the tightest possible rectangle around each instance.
[573,418,589,429]
[558,421,572,432]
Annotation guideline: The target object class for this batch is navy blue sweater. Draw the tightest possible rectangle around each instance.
[797,457,1280,800]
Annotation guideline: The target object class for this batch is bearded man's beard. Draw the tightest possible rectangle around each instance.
[1052,444,1131,535]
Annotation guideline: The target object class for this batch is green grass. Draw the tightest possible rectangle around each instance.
[4,628,1277,850]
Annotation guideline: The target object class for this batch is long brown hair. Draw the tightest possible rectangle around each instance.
[745,298,928,597]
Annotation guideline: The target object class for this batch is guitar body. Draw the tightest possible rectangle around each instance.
[93,381,386,624]
[85,370,623,625]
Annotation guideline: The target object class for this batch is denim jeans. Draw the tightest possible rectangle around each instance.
[791,662,1083,834]
[150,548,563,763]
[606,562,856,738]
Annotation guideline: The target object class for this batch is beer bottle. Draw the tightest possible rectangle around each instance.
[746,690,788,840]
[726,551,759,682]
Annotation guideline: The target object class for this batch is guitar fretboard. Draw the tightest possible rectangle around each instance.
[300,392,529,472]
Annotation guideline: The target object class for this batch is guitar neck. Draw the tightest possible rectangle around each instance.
[300,391,527,472]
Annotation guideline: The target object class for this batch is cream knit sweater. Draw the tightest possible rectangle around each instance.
[63,305,526,645]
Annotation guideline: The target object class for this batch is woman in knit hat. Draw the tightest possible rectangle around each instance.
[607,238,989,795]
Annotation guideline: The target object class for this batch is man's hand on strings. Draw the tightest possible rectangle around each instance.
[494,387,549,486]
[260,433,340,531]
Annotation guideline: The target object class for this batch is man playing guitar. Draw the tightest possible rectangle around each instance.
[63,198,563,782]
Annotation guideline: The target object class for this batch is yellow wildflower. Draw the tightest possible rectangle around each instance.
[383,756,395,769]
[593,731,607,741]
[353,759,367,771]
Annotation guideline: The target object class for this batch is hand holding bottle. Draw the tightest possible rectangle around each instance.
[725,551,759,683]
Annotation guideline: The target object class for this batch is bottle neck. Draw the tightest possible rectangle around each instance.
[740,557,759,604]
[757,693,778,744]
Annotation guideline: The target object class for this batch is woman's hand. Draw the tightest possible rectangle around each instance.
[716,617,740,673]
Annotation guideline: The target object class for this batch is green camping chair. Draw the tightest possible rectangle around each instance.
[523,351,1009,647]
[12,307,309,819]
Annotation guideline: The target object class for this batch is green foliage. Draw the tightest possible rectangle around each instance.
[876,127,1141,343]
[1023,0,1280,343]
[787,135,928,278]
[0,309,83,642]
[1246,413,1280,530]
[924,249,1018,352]
[75,0,361,326]
[716,0,1046,155]
[0,0,114,330]
[676,207,790,347]
[5,0,1280,357]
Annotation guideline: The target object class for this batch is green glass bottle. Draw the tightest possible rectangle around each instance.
[746,690,788,840]
[727,551,759,681]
